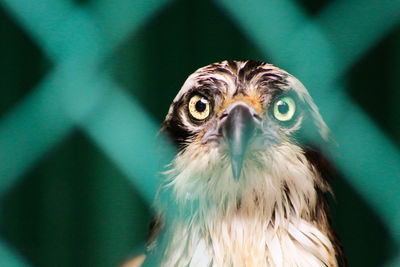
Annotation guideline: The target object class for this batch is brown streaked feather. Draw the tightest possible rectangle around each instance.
[147,215,163,247]
[304,146,347,267]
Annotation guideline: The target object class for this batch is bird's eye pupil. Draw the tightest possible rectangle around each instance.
[277,101,289,114]
[195,100,207,112]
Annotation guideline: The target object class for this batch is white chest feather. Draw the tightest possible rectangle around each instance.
[154,144,337,266]
[160,213,337,267]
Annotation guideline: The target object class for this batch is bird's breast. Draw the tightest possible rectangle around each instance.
[160,212,337,267]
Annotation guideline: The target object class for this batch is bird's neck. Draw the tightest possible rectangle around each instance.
[155,177,337,267]
[154,145,338,266]
[157,202,337,267]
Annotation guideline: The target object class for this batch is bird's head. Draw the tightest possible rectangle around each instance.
[160,60,330,217]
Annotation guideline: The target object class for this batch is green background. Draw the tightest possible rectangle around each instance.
[0,0,399,266]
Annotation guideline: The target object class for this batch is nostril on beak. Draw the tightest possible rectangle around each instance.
[252,113,262,124]
[219,113,228,120]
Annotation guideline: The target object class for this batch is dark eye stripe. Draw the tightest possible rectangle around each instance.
[161,97,194,150]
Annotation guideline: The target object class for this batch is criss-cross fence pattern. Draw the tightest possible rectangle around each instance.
[0,0,399,266]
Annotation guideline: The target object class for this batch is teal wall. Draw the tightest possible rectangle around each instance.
[0,0,399,266]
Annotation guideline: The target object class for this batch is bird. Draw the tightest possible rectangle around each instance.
[129,60,346,267]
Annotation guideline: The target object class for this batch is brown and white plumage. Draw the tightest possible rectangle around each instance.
[142,60,345,266]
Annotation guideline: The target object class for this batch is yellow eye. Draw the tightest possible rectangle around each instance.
[188,95,210,120]
[273,96,296,122]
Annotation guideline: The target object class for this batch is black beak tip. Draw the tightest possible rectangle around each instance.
[231,158,243,181]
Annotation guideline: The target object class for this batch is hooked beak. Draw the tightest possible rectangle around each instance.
[220,102,260,181]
